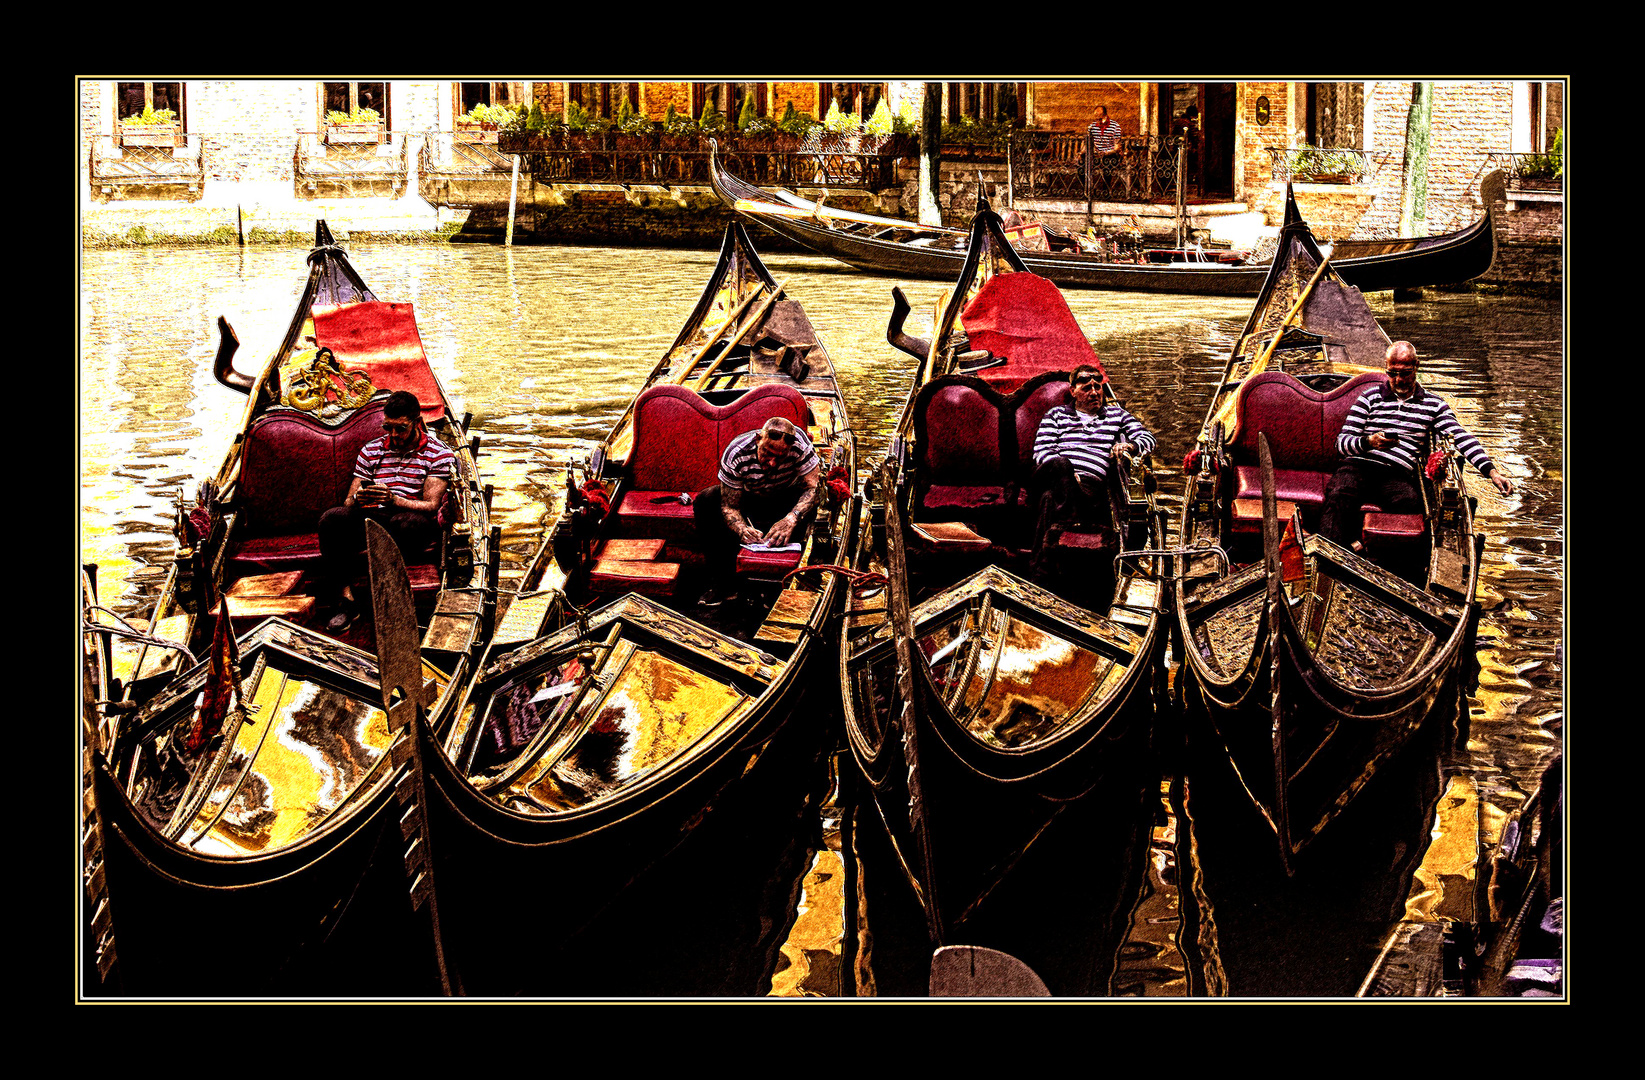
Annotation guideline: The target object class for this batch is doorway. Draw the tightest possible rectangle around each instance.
[1158,83,1236,198]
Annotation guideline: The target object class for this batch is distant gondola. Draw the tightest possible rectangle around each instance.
[395,222,858,995]
[81,222,493,995]
[1173,187,1486,873]
[838,204,1168,949]
[710,144,1495,296]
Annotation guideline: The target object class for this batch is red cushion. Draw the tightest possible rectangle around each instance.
[1230,371,1388,473]
[1054,528,1116,551]
[227,533,325,575]
[588,558,681,596]
[922,485,1010,511]
[1234,466,1329,504]
[916,381,1004,482]
[237,400,389,536]
[1361,512,1425,541]
[1013,377,1074,475]
[735,547,804,578]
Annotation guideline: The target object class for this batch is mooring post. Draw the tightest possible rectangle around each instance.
[506,154,521,246]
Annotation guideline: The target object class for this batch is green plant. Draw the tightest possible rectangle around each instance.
[823,98,860,135]
[893,100,919,135]
[525,103,548,133]
[776,101,818,138]
[123,104,178,127]
[699,99,728,134]
[737,95,758,131]
[615,96,652,135]
[665,103,698,135]
[565,99,590,132]
[1288,146,1362,181]
[865,98,894,137]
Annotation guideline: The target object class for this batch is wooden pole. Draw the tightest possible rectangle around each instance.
[505,155,520,246]
[694,280,788,390]
[669,285,769,385]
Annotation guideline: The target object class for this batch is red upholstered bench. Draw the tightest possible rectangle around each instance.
[227,397,441,592]
[1360,509,1426,557]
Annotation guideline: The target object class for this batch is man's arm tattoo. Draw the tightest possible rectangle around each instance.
[789,470,823,518]
[721,485,747,529]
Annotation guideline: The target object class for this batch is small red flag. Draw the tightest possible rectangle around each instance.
[184,597,243,753]
[1279,515,1307,584]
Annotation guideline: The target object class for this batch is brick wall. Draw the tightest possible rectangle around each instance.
[1030,82,1144,135]
[643,82,692,121]
[770,82,821,121]
[1237,81,1293,200]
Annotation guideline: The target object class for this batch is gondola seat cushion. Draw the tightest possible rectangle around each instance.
[617,383,815,541]
[735,546,805,580]
[912,379,1010,516]
[1361,511,1426,547]
[960,274,1103,394]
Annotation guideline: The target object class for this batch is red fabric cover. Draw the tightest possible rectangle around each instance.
[238,399,388,536]
[313,301,444,421]
[627,383,813,495]
[614,492,698,521]
[919,381,1005,484]
[960,273,1103,394]
[1361,512,1426,541]
[227,533,327,575]
[1233,467,1330,505]
[735,547,805,578]
[922,485,1010,510]
[1054,528,1116,551]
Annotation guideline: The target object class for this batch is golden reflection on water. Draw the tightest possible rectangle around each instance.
[80,242,1561,996]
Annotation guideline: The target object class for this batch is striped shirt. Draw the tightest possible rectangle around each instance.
[1336,383,1495,476]
[354,432,456,498]
[1088,118,1121,154]
[1032,404,1156,482]
[718,428,819,495]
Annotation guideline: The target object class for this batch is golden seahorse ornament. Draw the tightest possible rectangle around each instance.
[279,347,376,412]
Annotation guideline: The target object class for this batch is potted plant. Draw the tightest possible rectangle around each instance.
[1514,128,1563,190]
[324,106,383,145]
[457,103,516,144]
[1288,146,1362,184]
[117,105,184,148]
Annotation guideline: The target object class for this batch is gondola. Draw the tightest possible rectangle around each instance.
[1173,187,1485,873]
[710,145,1495,296]
[838,203,1168,951]
[391,222,857,995]
[80,222,494,995]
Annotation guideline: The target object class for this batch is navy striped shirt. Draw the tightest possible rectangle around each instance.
[1088,118,1121,154]
[1336,383,1495,476]
[719,428,819,494]
[354,432,456,498]
[1032,404,1156,482]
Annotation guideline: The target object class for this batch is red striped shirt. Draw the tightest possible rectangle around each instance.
[354,433,455,498]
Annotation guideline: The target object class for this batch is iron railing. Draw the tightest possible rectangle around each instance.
[295,131,411,194]
[1482,149,1564,191]
[1266,145,1374,185]
[1008,132,1183,203]
[90,136,206,195]
[498,132,903,189]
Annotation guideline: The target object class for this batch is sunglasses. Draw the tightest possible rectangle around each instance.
[762,429,798,447]
[1072,374,1103,388]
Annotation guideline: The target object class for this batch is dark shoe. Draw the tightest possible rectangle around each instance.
[698,585,737,608]
[326,600,357,632]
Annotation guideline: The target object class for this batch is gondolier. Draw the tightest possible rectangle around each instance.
[1319,340,1514,544]
[692,416,822,602]
[318,389,455,629]
[1028,364,1157,577]
[1087,106,1122,156]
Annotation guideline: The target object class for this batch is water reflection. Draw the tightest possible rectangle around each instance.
[78,240,1562,996]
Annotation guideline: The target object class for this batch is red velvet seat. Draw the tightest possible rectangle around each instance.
[227,398,440,590]
[605,383,814,585]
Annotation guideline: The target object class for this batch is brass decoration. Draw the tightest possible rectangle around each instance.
[278,347,376,414]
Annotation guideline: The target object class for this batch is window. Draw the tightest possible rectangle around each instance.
[324,81,389,126]
[690,82,760,123]
[117,81,185,126]
[1305,82,1364,149]
[571,82,639,119]
[1529,81,1562,153]
[944,83,1025,125]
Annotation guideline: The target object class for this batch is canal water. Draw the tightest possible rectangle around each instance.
[78,239,1564,998]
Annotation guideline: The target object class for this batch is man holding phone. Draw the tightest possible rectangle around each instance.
[317,390,455,630]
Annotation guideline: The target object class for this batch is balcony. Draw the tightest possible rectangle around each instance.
[1483,150,1564,198]
[294,131,410,197]
[90,135,206,199]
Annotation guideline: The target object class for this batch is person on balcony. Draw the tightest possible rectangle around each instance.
[1087,106,1122,157]
[1319,341,1515,545]
[1027,364,1156,580]
[318,390,454,631]
[691,417,822,605]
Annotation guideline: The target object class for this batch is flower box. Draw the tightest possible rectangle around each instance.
[456,122,499,145]
[118,122,184,148]
[325,122,384,145]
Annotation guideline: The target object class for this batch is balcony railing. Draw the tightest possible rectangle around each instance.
[295,131,410,194]
[1008,131,1186,204]
[496,132,905,189]
[1266,146,1374,185]
[90,135,206,196]
[1482,150,1564,192]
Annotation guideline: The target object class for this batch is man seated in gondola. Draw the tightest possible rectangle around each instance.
[691,417,822,606]
[1320,341,1514,546]
[1027,364,1156,582]
[318,390,455,630]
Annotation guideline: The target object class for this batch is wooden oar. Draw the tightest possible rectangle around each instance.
[669,285,769,386]
[930,945,1051,997]
[694,280,788,390]
[1210,255,1333,438]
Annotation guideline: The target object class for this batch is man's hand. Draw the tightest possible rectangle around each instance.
[357,483,391,508]
[1488,467,1516,497]
[1367,431,1398,450]
[1111,440,1135,461]
[735,522,765,545]
[763,513,797,546]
